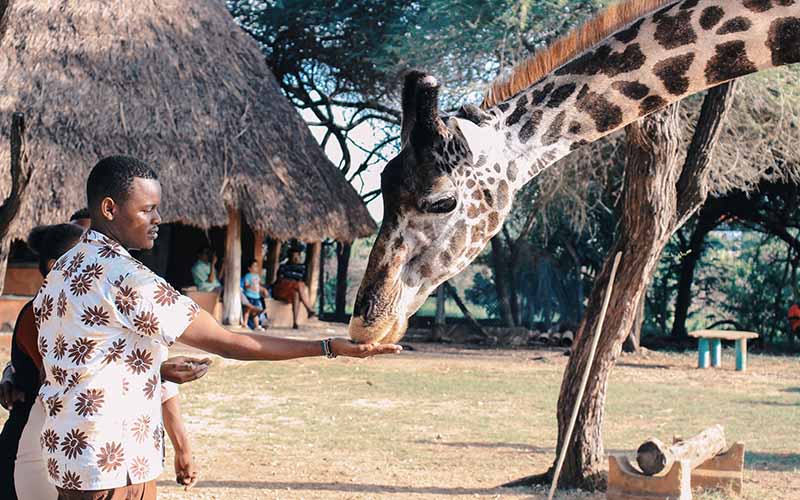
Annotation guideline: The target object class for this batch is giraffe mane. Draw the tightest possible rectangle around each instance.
[481,0,671,109]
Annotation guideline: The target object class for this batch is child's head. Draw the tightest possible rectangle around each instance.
[27,223,85,276]
[248,260,259,274]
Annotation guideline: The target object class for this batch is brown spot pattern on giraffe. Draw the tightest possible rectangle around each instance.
[546,83,577,108]
[483,189,494,207]
[654,9,697,50]
[700,6,725,30]
[518,110,544,143]
[531,83,555,106]
[611,81,650,100]
[506,161,518,182]
[614,19,644,43]
[451,221,467,250]
[471,221,485,243]
[742,0,774,12]
[680,0,700,8]
[420,264,432,278]
[496,180,509,210]
[640,95,668,116]
[440,251,452,266]
[576,88,623,133]
[467,205,480,219]
[505,94,528,126]
[568,121,582,134]
[717,17,753,35]
[487,212,500,233]
[767,17,800,66]
[705,40,758,85]
[653,53,696,95]
[542,110,566,146]
[555,43,646,78]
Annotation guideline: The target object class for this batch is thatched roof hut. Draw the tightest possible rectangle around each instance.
[0,0,376,242]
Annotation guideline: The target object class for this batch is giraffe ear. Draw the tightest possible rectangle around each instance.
[451,117,493,159]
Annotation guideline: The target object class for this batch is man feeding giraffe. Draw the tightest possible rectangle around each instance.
[349,0,800,345]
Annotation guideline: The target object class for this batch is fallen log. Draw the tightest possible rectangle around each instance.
[636,425,726,476]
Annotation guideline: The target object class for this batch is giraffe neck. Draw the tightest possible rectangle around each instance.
[489,0,799,190]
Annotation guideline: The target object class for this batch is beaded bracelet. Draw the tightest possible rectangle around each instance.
[321,338,337,359]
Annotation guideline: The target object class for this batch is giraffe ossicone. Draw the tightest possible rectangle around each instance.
[349,0,800,345]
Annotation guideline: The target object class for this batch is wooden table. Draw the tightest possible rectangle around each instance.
[688,330,759,371]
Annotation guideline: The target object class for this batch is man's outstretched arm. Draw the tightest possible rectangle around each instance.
[178,310,401,360]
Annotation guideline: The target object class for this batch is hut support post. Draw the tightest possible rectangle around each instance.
[266,239,281,285]
[0,113,32,294]
[253,230,265,276]
[305,241,322,310]
[222,207,242,326]
[318,242,328,316]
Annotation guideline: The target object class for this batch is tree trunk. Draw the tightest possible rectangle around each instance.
[555,105,683,489]
[552,82,735,490]
[490,236,516,327]
[335,241,351,320]
[433,284,446,341]
[623,294,645,353]
[0,113,33,294]
[222,207,242,326]
[318,241,327,316]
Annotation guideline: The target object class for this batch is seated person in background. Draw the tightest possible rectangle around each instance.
[192,247,223,293]
[241,260,268,331]
[272,244,316,329]
[788,302,800,338]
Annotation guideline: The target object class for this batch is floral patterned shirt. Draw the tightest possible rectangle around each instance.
[34,230,199,490]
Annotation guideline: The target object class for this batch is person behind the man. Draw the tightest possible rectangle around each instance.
[272,244,316,329]
[34,156,400,499]
[191,247,222,293]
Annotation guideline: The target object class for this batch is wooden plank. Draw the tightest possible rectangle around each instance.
[689,330,758,340]
[692,443,745,494]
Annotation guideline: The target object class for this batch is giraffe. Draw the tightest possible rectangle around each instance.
[349,0,800,344]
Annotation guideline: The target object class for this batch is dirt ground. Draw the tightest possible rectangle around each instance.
[2,322,799,499]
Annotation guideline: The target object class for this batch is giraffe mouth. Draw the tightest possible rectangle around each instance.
[348,279,419,344]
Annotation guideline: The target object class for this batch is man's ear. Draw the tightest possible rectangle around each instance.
[99,197,116,221]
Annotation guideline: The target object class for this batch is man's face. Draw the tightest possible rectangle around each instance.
[110,178,162,250]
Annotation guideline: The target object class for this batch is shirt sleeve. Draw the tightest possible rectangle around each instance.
[161,381,179,403]
[116,269,199,346]
[191,262,206,287]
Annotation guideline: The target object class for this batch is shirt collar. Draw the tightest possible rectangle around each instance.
[81,229,133,258]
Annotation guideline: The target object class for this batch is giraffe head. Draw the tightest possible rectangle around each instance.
[349,71,514,344]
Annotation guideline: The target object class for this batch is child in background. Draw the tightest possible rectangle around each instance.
[242,260,268,331]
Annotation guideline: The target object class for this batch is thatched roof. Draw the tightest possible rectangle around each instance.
[0,0,376,242]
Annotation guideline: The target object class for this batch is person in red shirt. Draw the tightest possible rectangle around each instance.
[788,303,800,338]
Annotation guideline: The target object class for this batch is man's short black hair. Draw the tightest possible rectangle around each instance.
[86,156,158,210]
[69,207,90,221]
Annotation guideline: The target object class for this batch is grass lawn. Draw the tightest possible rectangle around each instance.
[2,323,798,499]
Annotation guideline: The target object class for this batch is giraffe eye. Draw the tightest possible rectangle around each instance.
[422,196,457,214]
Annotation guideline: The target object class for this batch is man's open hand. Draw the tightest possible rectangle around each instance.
[330,339,402,358]
[161,356,212,384]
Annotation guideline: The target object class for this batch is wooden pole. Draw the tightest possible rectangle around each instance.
[335,241,351,320]
[548,252,622,500]
[318,241,328,316]
[305,241,322,309]
[222,207,242,326]
[265,238,281,285]
[253,230,265,276]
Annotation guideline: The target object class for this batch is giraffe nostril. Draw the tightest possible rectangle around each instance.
[363,297,376,320]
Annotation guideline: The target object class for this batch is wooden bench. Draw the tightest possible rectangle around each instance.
[688,330,759,371]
